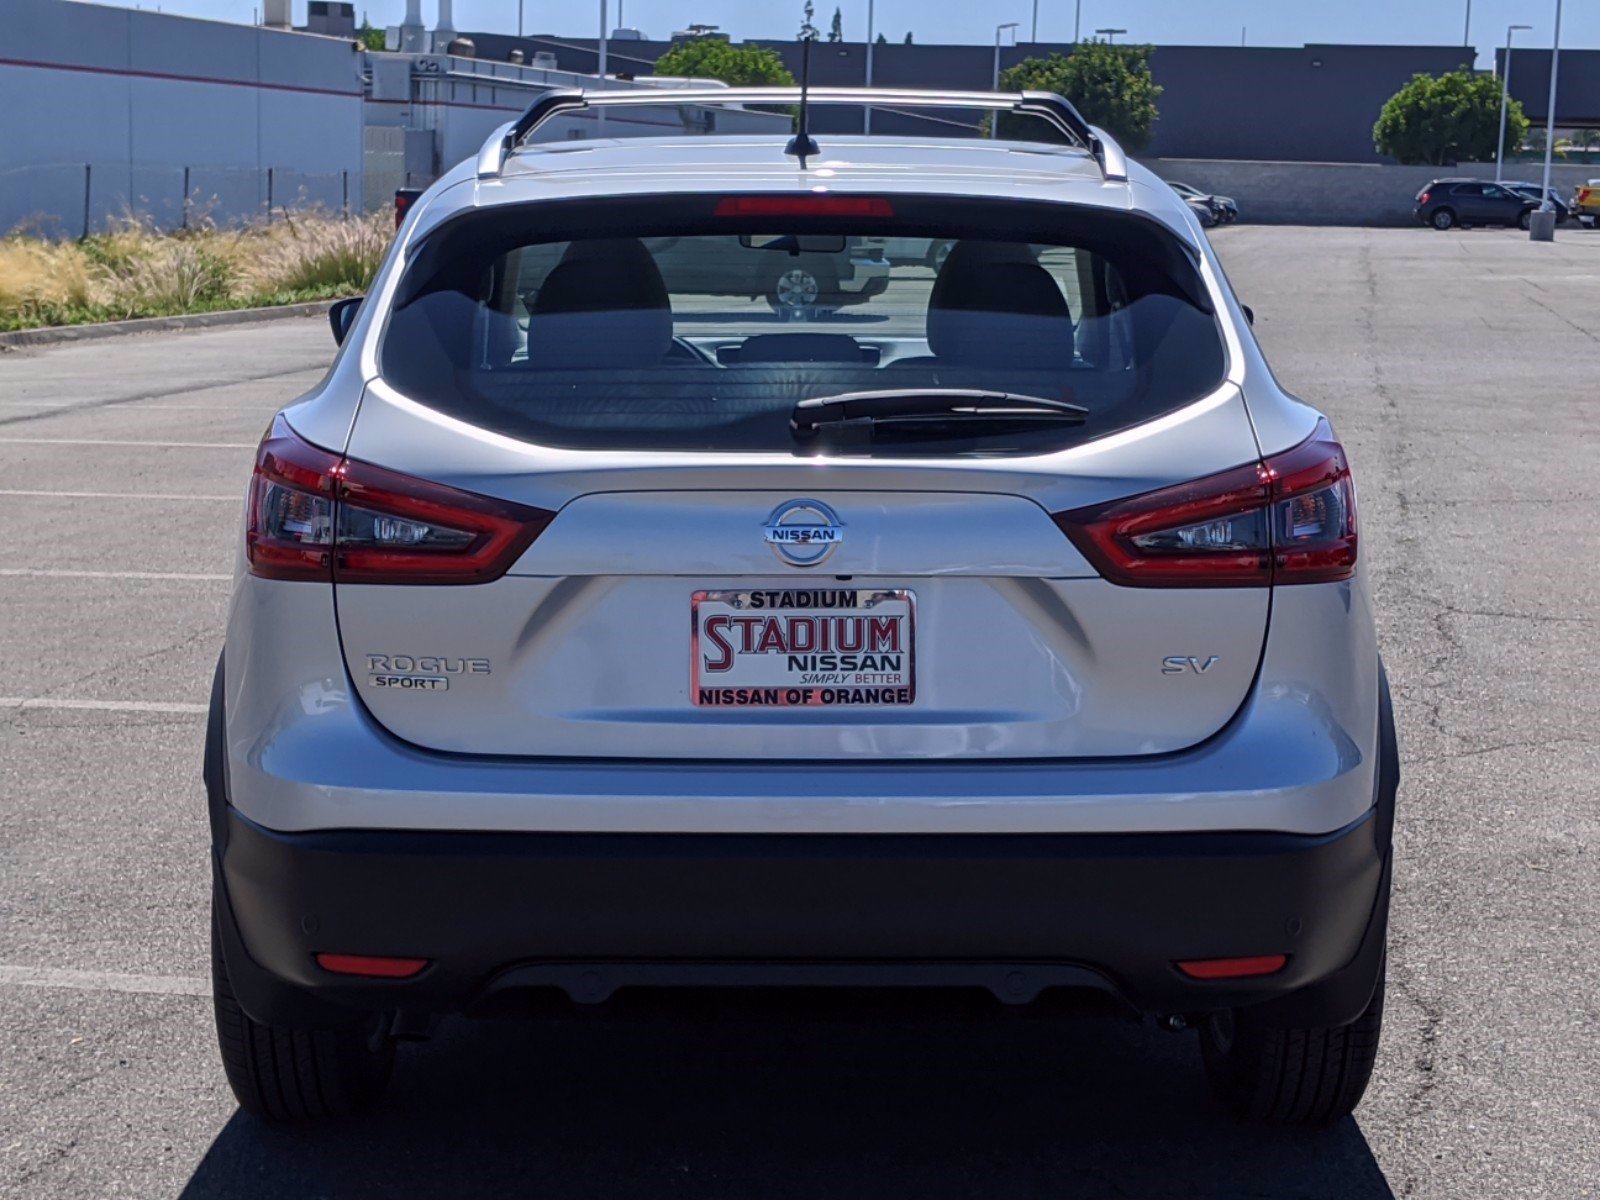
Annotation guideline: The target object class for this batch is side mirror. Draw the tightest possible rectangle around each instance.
[1241,304,1255,326]
[328,295,363,346]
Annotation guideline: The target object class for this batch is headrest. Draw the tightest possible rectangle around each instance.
[926,240,1037,311]
[525,239,672,368]
[926,243,1075,369]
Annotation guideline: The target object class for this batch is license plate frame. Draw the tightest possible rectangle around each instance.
[690,588,916,708]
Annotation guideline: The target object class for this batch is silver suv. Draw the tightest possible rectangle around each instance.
[206,88,1396,1127]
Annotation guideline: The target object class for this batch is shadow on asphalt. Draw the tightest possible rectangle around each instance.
[181,993,1394,1198]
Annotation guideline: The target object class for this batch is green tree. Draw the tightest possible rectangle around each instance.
[355,19,386,51]
[875,32,887,45]
[799,0,818,40]
[654,38,796,87]
[903,31,913,44]
[828,6,843,42]
[996,42,1162,152]
[1372,70,1528,165]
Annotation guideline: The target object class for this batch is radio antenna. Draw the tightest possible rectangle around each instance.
[785,35,820,164]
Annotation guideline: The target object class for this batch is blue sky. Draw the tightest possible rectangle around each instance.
[100,0,1590,65]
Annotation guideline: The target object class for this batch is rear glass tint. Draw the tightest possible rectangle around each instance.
[379,196,1225,455]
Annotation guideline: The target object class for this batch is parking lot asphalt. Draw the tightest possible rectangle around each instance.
[2,225,1598,1199]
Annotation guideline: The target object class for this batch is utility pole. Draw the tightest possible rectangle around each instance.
[597,0,608,134]
[1531,0,1563,240]
[864,0,875,133]
[1031,0,1038,42]
[1462,0,1471,47]
[1073,0,1080,42]
[1496,24,1532,182]
[1539,2,1562,206]
[993,21,1018,120]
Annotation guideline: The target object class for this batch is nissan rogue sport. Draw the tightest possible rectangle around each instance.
[206,87,1397,1128]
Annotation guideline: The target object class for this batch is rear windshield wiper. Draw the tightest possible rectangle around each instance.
[791,389,1089,444]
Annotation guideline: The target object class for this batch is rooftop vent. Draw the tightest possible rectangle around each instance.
[260,0,291,29]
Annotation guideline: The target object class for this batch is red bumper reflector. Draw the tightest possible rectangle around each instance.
[1175,954,1288,980]
[314,953,429,979]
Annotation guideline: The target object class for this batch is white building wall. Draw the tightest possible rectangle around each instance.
[1,1,788,235]
[1,0,364,234]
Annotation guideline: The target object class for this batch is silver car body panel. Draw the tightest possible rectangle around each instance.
[338,574,1268,760]
[223,570,1377,835]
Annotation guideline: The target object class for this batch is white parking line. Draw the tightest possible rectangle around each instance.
[0,437,253,449]
[0,489,237,501]
[0,696,209,715]
[0,965,209,998]
[0,567,230,581]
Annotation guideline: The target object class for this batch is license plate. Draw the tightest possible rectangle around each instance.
[691,588,915,707]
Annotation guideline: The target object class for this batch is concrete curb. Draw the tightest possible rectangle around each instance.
[0,299,337,350]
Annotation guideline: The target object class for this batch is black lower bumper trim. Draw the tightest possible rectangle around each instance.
[217,808,1384,1021]
[492,961,1111,1005]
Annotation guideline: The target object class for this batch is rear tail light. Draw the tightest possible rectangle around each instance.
[247,415,553,584]
[1175,954,1288,980]
[1054,420,1356,587]
[1419,191,1431,204]
[394,187,422,229]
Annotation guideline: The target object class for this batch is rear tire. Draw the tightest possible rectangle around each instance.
[767,266,836,321]
[1518,208,1534,231]
[212,904,395,1122]
[1200,965,1385,1126]
[1430,208,1456,230]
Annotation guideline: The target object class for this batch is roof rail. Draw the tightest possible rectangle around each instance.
[475,87,1127,183]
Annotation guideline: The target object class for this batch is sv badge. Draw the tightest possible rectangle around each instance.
[1163,655,1219,675]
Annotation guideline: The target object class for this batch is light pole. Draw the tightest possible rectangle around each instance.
[1496,24,1532,181]
[1533,0,1563,236]
[1096,26,1126,43]
[1073,0,1081,41]
[864,0,875,133]
[1031,0,1038,42]
[1462,0,1471,47]
[993,21,1018,90]
[596,0,609,134]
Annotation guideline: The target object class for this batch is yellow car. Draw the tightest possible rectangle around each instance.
[1575,181,1600,228]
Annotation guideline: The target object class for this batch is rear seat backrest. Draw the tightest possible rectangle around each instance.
[525,239,674,369]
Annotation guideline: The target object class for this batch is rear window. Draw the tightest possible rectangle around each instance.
[379,195,1225,456]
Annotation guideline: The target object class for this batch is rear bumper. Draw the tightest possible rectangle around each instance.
[838,256,891,296]
[216,804,1385,1022]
